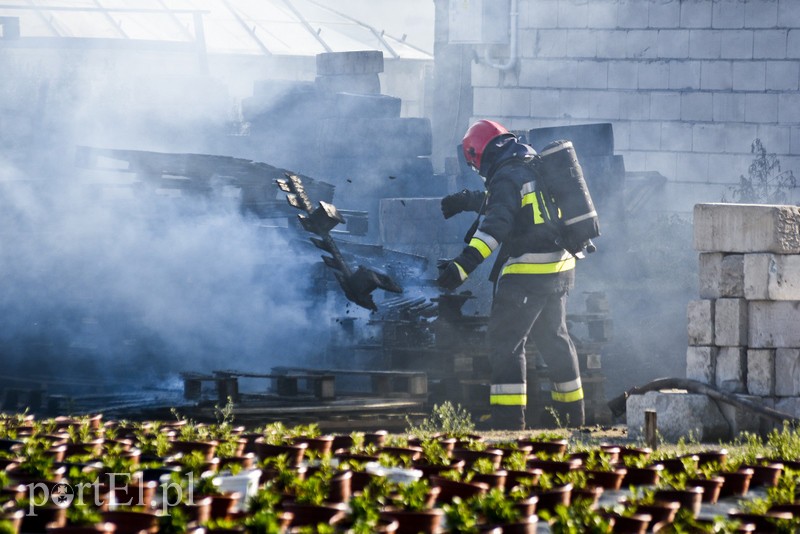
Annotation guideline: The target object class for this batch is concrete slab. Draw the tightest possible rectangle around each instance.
[748,301,800,348]
[693,203,800,253]
[714,298,748,346]
[775,348,800,397]
[699,253,745,298]
[715,347,747,393]
[686,346,717,384]
[744,253,800,300]
[747,349,776,395]
[626,390,730,442]
[687,299,714,345]
[717,394,772,436]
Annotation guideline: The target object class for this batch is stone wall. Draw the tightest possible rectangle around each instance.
[628,202,800,441]
[464,0,800,210]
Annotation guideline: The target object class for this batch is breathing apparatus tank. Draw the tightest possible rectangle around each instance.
[535,139,600,255]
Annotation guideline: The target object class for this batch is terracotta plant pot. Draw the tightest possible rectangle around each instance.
[99,510,158,534]
[380,508,443,534]
[518,438,568,456]
[513,495,538,517]
[695,449,727,468]
[429,476,487,503]
[292,435,334,456]
[527,457,582,475]
[219,454,256,472]
[471,469,507,490]
[653,487,704,517]
[479,517,538,534]
[205,492,241,520]
[282,501,347,528]
[718,468,753,498]
[327,470,352,503]
[614,446,652,463]
[687,476,724,504]
[728,511,793,533]
[658,455,698,474]
[20,505,67,533]
[169,440,218,462]
[379,446,424,462]
[587,468,627,490]
[571,486,603,508]
[46,523,116,534]
[606,512,651,534]
[531,483,572,515]
[1,509,24,533]
[413,460,465,478]
[364,431,389,447]
[744,462,783,487]
[179,495,213,524]
[112,480,157,509]
[635,501,680,524]
[255,439,307,467]
[621,464,662,486]
[451,448,503,470]
[505,469,542,489]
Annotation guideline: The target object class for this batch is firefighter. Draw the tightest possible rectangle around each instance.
[437,119,585,430]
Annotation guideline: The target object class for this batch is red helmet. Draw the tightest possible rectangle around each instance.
[462,119,510,172]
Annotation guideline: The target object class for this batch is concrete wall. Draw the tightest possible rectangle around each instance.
[458,0,800,211]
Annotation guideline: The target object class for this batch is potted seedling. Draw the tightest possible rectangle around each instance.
[381,479,443,534]
[472,488,536,533]
[281,472,347,528]
[583,450,627,491]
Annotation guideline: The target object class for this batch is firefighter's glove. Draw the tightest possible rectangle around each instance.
[437,259,468,291]
[437,247,482,291]
[441,189,483,219]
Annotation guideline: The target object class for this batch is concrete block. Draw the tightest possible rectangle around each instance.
[713,93,746,122]
[658,30,690,58]
[523,0,558,28]
[716,347,747,393]
[701,60,733,90]
[732,62,766,91]
[629,120,660,150]
[721,31,755,59]
[660,121,692,150]
[638,61,670,90]
[779,0,800,26]
[692,123,726,152]
[687,345,717,384]
[712,0,745,28]
[670,61,702,90]
[715,299,748,346]
[626,391,730,442]
[676,153,709,183]
[620,94,651,121]
[585,1,618,29]
[708,154,750,184]
[747,349,776,395]
[693,203,800,254]
[681,93,713,121]
[649,0,680,28]
[558,0,588,28]
[596,31,628,59]
[778,94,800,123]
[699,253,744,298]
[744,0,779,28]
[618,0,649,28]
[566,30,597,58]
[626,30,659,59]
[744,253,800,300]
[790,30,800,59]
[775,397,800,420]
[724,123,759,153]
[689,30,723,59]
[775,348,800,396]
[745,93,779,123]
[749,301,800,348]
[717,394,773,436]
[766,61,799,91]
[754,30,788,59]
[574,61,608,89]
[608,61,639,89]
[686,300,714,345]
[680,0,713,28]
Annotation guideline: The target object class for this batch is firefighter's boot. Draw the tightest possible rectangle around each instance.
[484,405,525,431]
[547,399,585,428]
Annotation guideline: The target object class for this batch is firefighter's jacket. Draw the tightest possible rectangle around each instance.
[452,137,575,292]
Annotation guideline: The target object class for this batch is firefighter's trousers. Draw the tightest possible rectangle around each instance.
[487,275,585,430]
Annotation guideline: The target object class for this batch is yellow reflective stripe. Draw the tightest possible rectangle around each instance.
[551,387,584,403]
[490,394,528,406]
[491,383,526,395]
[553,378,582,393]
[469,238,493,259]
[454,262,468,281]
[522,192,545,224]
[501,257,576,276]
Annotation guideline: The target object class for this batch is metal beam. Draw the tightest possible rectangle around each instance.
[156,0,193,41]
[282,0,331,53]
[91,0,128,39]
[306,0,399,58]
[23,0,61,37]
[0,5,209,14]
[220,0,271,56]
